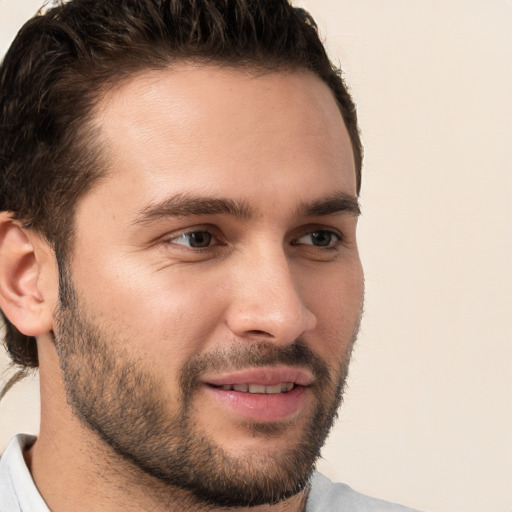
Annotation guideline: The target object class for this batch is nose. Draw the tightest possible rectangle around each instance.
[225,247,317,344]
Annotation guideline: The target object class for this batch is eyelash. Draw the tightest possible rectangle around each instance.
[166,230,221,249]
[292,229,342,248]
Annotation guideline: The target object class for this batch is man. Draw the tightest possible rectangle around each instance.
[0,1,420,511]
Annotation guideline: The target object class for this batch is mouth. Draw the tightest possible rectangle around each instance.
[202,365,313,388]
[211,382,295,394]
[201,366,312,423]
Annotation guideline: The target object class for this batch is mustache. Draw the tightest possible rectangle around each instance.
[179,339,332,399]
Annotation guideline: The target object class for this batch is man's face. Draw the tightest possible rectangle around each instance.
[53,65,363,507]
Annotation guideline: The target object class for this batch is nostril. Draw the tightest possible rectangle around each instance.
[246,329,274,337]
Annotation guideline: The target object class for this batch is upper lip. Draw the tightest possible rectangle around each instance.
[201,366,314,387]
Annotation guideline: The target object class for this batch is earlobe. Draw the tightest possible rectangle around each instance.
[0,213,55,337]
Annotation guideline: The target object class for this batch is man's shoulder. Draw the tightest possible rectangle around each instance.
[307,472,422,512]
[0,434,49,512]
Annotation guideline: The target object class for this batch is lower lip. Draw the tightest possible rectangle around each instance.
[204,385,307,423]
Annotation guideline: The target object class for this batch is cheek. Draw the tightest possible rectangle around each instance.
[73,255,228,367]
[305,256,363,308]
[301,261,363,354]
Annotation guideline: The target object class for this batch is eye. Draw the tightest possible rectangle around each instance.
[168,230,214,248]
[294,230,341,247]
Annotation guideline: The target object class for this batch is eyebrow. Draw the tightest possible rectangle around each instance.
[134,193,253,225]
[298,192,361,218]
[133,191,360,225]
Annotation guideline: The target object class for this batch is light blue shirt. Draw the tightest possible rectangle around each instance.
[0,435,49,512]
[1,434,422,511]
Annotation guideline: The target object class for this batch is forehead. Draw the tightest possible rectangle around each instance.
[88,64,356,216]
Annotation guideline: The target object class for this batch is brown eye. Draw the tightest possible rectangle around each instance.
[295,230,341,247]
[170,231,213,248]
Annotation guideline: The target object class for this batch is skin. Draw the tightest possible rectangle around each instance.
[0,64,363,512]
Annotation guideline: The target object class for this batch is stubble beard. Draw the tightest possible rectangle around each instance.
[54,279,358,508]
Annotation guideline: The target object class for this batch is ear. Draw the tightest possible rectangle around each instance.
[0,213,57,337]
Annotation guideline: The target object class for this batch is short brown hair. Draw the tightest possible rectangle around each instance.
[0,0,362,369]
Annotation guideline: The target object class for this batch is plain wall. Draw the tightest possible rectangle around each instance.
[1,2,511,511]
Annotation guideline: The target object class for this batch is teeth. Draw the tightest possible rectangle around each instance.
[265,384,283,394]
[248,384,266,394]
[218,383,295,394]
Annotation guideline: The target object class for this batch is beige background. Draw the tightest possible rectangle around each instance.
[1,1,511,511]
